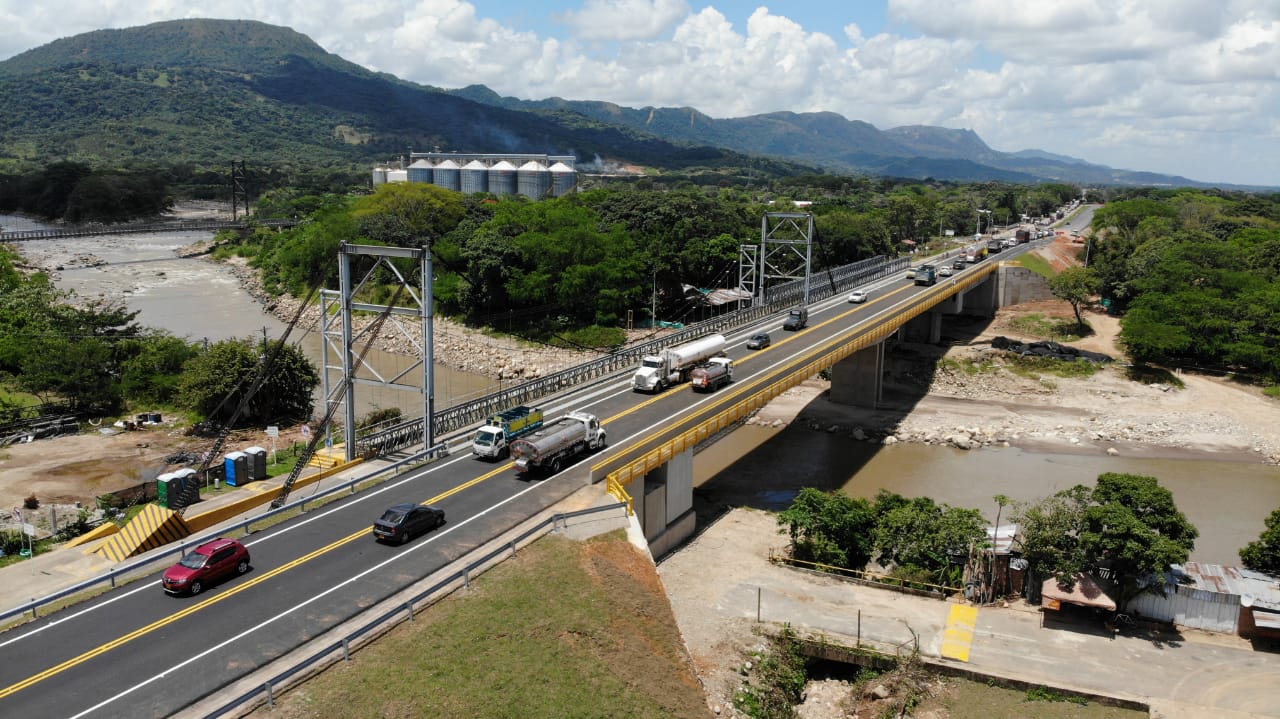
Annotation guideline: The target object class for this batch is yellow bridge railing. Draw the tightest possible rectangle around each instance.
[599,263,999,490]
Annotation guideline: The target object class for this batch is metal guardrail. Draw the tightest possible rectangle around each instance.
[0,218,295,242]
[358,255,908,456]
[0,449,434,625]
[205,501,630,717]
[771,554,961,596]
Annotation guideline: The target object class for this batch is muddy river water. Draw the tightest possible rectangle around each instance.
[7,216,1277,564]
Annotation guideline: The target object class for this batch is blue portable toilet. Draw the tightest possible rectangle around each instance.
[224,451,249,486]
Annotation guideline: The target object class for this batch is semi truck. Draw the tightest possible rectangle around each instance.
[510,411,606,475]
[690,357,734,392]
[632,334,727,393]
[471,405,544,460]
[1015,228,1031,244]
[964,243,988,264]
[914,263,937,286]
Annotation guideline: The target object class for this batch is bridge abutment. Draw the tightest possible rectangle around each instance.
[622,449,697,557]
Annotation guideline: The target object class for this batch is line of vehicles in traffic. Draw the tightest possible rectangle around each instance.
[165,275,905,598]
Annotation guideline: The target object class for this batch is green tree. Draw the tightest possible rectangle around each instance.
[177,338,318,425]
[1080,473,1198,603]
[1047,266,1100,327]
[17,337,119,411]
[1016,476,1197,602]
[1013,485,1093,584]
[1240,508,1280,575]
[776,488,876,568]
[352,181,466,250]
[116,334,199,404]
[873,494,987,580]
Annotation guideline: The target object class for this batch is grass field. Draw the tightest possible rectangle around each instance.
[252,532,708,719]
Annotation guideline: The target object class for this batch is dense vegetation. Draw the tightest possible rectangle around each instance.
[1086,189,1280,379]
[777,488,988,588]
[0,19,808,188]
[0,161,172,222]
[1013,474,1198,604]
[777,474,1200,604]
[232,180,1081,340]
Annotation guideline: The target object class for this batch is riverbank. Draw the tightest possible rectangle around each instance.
[748,304,1280,465]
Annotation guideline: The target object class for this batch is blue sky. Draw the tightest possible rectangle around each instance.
[1,1,1277,186]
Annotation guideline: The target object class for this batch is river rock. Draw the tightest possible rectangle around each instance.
[947,434,974,450]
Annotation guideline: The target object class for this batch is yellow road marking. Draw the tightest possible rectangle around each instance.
[0,462,511,700]
[941,604,979,662]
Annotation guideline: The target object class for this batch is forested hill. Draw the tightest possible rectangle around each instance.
[446,86,1214,188]
[0,19,800,178]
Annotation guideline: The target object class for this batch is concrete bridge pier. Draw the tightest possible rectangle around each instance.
[899,311,943,343]
[622,449,697,557]
[829,340,885,408]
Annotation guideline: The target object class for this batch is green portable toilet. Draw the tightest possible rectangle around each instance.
[156,472,176,509]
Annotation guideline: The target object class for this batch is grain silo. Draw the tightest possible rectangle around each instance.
[372,167,389,185]
[407,158,434,184]
[387,168,408,183]
[460,160,488,194]
[517,161,551,200]
[433,159,461,191]
[488,160,517,196]
[549,162,577,197]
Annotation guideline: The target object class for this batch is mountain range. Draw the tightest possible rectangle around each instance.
[0,18,1212,187]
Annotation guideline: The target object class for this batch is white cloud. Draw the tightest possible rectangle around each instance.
[557,0,689,41]
[0,1,1276,185]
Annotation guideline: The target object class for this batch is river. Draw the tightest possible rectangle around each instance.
[3,216,497,415]
[695,422,1280,566]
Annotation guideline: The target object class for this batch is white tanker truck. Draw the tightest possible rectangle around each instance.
[509,411,606,476]
[631,334,727,393]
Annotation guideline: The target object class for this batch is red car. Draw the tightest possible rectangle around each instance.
[161,537,251,595]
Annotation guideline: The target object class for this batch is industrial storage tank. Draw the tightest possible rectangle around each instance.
[386,168,408,183]
[517,161,551,200]
[433,159,461,191]
[488,160,517,196]
[460,160,488,194]
[372,166,389,185]
[549,162,577,197]
[407,158,434,184]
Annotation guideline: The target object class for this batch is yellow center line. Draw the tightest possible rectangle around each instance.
[593,283,916,465]
[0,462,511,700]
[3,278,937,700]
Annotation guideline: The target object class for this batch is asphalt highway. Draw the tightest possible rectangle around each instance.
[0,222,1075,717]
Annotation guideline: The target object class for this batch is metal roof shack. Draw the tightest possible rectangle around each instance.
[1126,563,1280,636]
